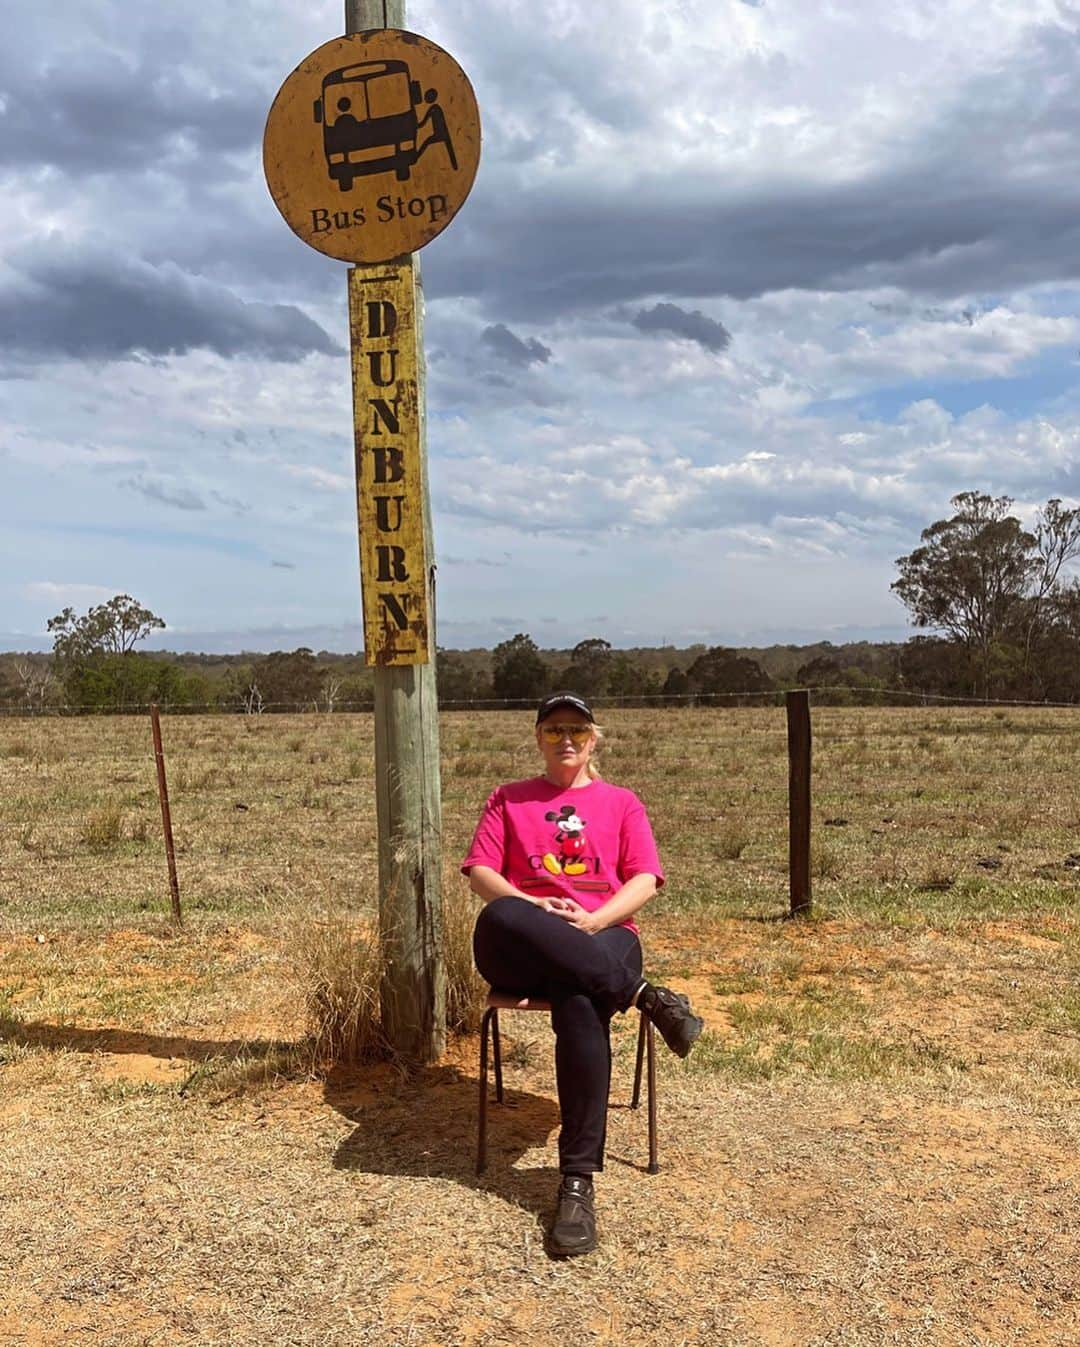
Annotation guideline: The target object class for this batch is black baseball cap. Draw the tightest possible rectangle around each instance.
[535,692,595,725]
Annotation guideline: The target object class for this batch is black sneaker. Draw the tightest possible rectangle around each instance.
[639,984,703,1058]
[548,1175,597,1258]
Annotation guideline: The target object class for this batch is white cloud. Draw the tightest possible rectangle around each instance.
[282,463,351,492]
[24,582,116,607]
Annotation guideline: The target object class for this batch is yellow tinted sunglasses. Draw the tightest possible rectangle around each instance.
[539,723,593,745]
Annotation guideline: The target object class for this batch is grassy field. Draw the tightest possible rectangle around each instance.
[1,706,1077,1346]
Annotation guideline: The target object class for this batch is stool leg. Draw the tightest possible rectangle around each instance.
[492,1009,504,1105]
[646,1019,659,1175]
[477,1007,493,1175]
[631,1010,647,1109]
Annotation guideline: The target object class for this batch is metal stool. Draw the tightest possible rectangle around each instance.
[476,990,658,1175]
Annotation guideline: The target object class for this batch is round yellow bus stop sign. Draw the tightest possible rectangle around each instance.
[263,30,481,264]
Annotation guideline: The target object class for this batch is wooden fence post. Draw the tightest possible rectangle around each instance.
[149,703,182,926]
[786,689,812,916]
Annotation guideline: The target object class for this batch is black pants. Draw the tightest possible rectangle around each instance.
[473,897,643,1174]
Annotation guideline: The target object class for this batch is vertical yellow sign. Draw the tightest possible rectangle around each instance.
[349,262,431,665]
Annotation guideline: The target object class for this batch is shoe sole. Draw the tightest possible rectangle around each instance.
[670,1014,704,1058]
[547,1236,598,1258]
[650,992,704,1058]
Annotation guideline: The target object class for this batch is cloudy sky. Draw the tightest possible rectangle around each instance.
[3,0,1080,653]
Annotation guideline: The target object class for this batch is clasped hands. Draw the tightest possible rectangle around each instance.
[527,894,601,934]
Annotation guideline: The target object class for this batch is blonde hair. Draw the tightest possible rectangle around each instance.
[586,723,604,779]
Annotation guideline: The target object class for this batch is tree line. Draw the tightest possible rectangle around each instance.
[3,493,1079,713]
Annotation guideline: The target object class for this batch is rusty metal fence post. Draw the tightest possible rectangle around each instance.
[787,689,812,916]
[149,703,182,925]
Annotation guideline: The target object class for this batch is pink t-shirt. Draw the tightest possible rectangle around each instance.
[462,777,664,932]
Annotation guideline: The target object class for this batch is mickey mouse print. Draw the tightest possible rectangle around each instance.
[542,805,590,876]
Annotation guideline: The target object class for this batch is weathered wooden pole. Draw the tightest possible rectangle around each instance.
[786,689,812,916]
[264,6,479,1062]
[347,0,445,1061]
[149,703,182,926]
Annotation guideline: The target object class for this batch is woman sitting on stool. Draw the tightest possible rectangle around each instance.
[463,692,703,1258]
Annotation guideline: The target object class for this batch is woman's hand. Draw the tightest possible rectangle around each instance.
[549,896,602,935]
[525,895,573,917]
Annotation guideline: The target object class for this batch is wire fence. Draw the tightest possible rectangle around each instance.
[3,687,1078,931]
[4,685,1080,717]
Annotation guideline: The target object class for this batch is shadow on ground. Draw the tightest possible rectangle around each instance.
[326,1060,564,1225]
[0,1016,290,1063]
[3,1011,661,1254]
[325,1041,659,1234]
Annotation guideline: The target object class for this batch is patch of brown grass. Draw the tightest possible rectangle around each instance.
[284,907,388,1066]
[79,804,124,853]
[442,872,485,1035]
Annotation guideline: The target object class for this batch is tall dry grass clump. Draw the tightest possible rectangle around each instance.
[442,879,485,1034]
[715,818,751,860]
[81,805,124,853]
[284,880,485,1068]
[285,908,389,1067]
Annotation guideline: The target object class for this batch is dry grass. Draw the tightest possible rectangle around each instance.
[714,817,751,860]
[442,869,486,1035]
[284,905,389,1067]
[5,705,1079,930]
[80,804,125,854]
[0,706,1077,1345]
[278,876,484,1067]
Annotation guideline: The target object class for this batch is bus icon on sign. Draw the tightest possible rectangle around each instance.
[314,59,457,191]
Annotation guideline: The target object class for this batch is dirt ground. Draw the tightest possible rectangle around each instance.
[1,915,1076,1347]
[2,708,1077,1343]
